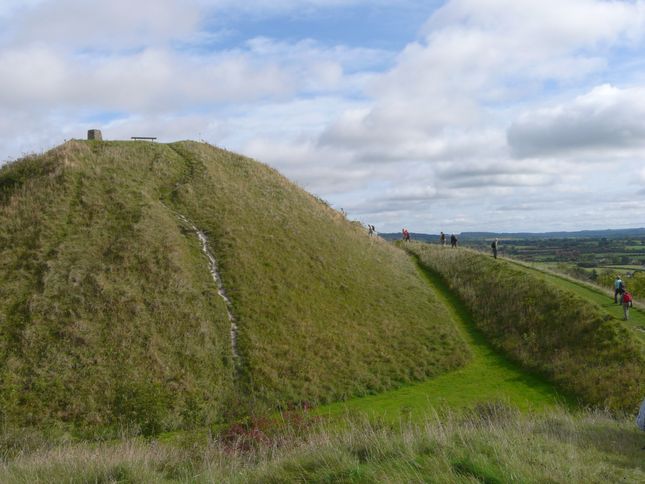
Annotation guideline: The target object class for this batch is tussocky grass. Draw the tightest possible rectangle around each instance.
[407,243,644,412]
[314,252,570,422]
[504,257,645,342]
[0,140,468,435]
[0,407,643,483]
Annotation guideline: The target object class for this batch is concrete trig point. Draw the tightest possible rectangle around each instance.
[87,129,102,140]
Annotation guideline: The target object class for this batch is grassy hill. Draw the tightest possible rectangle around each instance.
[407,243,644,412]
[0,140,467,434]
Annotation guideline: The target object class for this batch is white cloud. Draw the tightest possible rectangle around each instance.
[2,1,645,233]
[508,84,645,158]
[7,0,200,49]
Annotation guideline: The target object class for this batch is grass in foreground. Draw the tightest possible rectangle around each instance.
[1,407,642,483]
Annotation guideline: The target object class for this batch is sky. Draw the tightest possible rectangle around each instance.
[1,0,645,233]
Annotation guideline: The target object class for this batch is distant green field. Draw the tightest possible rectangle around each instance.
[598,265,645,271]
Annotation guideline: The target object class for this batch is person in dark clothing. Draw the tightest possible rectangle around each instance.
[440,232,446,246]
[614,275,624,303]
[491,238,498,259]
[450,234,458,248]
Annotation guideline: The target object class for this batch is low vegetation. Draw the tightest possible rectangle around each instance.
[597,271,645,300]
[167,141,468,410]
[1,406,642,482]
[407,243,644,411]
[503,258,645,342]
[0,141,468,434]
[316,259,568,421]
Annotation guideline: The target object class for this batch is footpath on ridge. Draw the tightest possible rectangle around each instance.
[316,254,569,422]
[502,257,645,342]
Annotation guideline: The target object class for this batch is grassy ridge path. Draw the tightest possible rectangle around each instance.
[503,257,645,342]
[316,254,568,421]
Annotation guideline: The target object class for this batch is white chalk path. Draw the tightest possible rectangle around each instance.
[173,211,239,362]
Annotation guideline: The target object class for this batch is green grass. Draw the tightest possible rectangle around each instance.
[166,141,468,410]
[315,254,568,422]
[505,258,645,341]
[1,408,642,482]
[2,142,644,481]
[0,141,234,434]
[0,140,468,433]
[407,243,644,412]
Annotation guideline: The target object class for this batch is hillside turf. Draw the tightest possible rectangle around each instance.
[316,256,568,421]
[0,140,468,433]
[407,243,644,412]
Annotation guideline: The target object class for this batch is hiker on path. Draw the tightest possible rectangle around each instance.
[491,238,499,259]
[450,234,458,248]
[638,398,645,449]
[367,224,374,236]
[622,291,633,320]
[402,228,411,242]
[614,275,624,303]
[440,232,446,246]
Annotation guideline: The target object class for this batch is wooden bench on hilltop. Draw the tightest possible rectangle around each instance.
[131,136,157,141]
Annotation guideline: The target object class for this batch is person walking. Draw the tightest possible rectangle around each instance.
[614,275,624,303]
[367,224,374,236]
[622,291,633,320]
[402,228,410,242]
[491,238,498,259]
[440,232,446,246]
[638,397,645,449]
[450,234,458,248]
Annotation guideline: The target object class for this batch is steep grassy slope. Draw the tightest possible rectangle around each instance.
[166,141,468,407]
[317,259,568,421]
[508,259,645,342]
[0,141,467,432]
[0,142,235,433]
[407,243,644,412]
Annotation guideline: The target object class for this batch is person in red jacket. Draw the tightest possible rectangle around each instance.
[622,291,633,320]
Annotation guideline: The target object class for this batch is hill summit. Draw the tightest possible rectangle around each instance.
[0,140,467,433]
